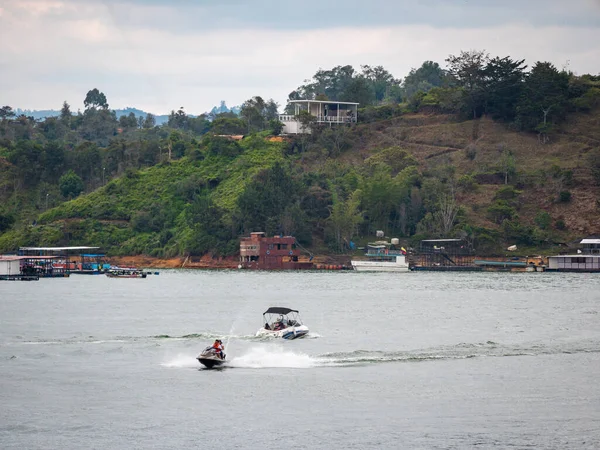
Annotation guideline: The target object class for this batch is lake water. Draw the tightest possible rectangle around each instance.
[1,271,599,449]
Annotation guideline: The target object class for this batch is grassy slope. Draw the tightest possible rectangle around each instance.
[349,110,600,238]
[0,139,285,253]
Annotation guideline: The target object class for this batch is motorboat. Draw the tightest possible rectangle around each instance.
[256,307,309,340]
[196,346,227,369]
[105,267,147,278]
[351,242,409,272]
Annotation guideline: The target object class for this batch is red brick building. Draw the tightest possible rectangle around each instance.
[239,232,313,270]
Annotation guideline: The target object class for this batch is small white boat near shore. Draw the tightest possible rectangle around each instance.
[351,242,410,272]
[256,307,309,340]
[105,267,147,278]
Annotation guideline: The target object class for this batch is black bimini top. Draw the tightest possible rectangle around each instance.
[263,307,298,315]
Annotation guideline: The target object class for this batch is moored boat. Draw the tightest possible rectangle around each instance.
[105,267,147,278]
[351,242,409,272]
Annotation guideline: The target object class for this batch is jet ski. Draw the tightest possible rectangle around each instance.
[196,346,226,369]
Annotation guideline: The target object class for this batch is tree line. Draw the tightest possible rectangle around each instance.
[287,51,600,142]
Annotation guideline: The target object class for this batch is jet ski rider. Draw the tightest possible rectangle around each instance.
[212,339,225,359]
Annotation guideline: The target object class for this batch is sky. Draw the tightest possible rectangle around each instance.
[1,0,599,115]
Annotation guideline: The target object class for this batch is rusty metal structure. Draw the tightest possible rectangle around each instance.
[239,232,313,270]
[410,239,476,270]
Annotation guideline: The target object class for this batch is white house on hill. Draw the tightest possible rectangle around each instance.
[279,100,359,134]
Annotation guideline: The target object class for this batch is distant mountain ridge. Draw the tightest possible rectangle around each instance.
[13,101,241,125]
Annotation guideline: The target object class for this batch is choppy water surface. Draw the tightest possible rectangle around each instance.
[1,271,599,449]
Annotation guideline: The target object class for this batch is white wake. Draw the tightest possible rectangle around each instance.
[228,345,315,369]
[160,346,316,369]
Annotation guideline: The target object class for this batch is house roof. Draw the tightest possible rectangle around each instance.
[549,254,600,258]
[581,239,600,244]
[19,246,99,251]
[288,100,360,105]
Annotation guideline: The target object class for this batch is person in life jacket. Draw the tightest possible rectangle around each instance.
[212,339,225,359]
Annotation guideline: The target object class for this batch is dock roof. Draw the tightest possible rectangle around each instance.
[581,239,600,244]
[19,246,99,252]
[421,239,462,242]
[1,255,60,260]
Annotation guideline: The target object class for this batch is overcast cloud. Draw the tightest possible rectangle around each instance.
[1,0,599,114]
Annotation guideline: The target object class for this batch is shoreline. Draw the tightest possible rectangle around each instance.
[108,254,555,271]
[109,254,354,270]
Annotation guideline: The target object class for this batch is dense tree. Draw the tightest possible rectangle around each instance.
[446,50,489,118]
[60,101,72,125]
[361,65,399,102]
[0,212,15,233]
[143,113,156,129]
[483,56,527,121]
[119,112,138,130]
[59,170,84,198]
[402,61,446,99]
[188,115,211,135]
[43,141,66,182]
[240,96,266,132]
[516,62,570,141]
[340,77,375,107]
[7,140,44,185]
[181,194,233,255]
[168,107,189,130]
[0,106,16,121]
[80,107,118,145]
[211,116,246,135]
[288,65,400,107]
[240,96,279,133]
[236,162,299,234]
[84,88,109,109]
[326,189,362,252]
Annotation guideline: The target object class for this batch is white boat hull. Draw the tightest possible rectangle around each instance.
[256,325,309,340]
[351,257,409,272]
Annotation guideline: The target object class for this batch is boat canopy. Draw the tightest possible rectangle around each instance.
[263,307,298,315]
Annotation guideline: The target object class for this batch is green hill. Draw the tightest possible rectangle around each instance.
[1,57,599,258]
[1,107,599,258]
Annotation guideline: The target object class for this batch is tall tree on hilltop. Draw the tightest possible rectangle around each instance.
[402,61,446,99]
[143,113,156,129]
[360,65,399,103]
[168,107,188,130]
[60,101,72,126]
[340,76,375,107]
[516,61,570,143]
[84,88,109,109]
[483,56,527,121]
[446,50,489,119]
[241,96,267,133]
[240,96,279,133]
[0,106,15,121]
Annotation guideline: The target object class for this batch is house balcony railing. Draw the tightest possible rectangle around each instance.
[279,114,356,124]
